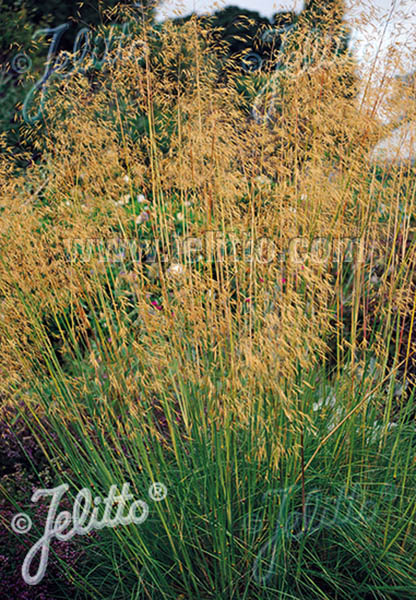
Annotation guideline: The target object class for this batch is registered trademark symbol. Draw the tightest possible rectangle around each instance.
[148,482,167,501]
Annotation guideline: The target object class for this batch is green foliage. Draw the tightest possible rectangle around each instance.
[0,1,35,58]
[173,1,350,75]
[13,0,154,48]
[0,1,155,166]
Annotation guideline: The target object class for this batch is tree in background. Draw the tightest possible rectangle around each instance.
[0,1,156,89]
[8,0,156,48]
[173,1,350,76]
[299,0,350,61]
[303,0,345,28]
[173,6,271,73]
[203,6,271,71]
[0,1,156,162]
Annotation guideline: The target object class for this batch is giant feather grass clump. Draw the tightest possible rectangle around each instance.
[1,2,416,598]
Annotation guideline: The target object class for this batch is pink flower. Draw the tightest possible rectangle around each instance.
[151,300,163,311]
